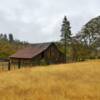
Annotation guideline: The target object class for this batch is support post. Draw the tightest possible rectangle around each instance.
[18,59,21,69]
[8,60,11,71]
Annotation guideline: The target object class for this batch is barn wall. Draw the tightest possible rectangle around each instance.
[43,44,65,64]
[10,43,66,67]
[31,44,65,64]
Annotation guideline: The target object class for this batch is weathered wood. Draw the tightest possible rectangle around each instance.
[10,43,66,67]
[0,58,9,62]
[18,60,21,69]
[8,61,11,71]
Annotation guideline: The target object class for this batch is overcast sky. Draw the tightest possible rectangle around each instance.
[0,0,100,43]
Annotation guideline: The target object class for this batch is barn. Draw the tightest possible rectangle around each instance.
[9,42,66,68]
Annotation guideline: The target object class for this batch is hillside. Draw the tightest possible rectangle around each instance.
[0,60,100,100]
[0,34,29,58]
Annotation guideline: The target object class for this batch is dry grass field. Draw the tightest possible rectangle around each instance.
[0,60,100,100]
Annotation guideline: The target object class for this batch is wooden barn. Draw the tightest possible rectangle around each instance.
[9,42,66,68]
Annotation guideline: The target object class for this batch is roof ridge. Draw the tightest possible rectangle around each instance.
[10,42,54,59]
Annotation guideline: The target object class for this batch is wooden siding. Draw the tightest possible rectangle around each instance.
[10,43,66,67]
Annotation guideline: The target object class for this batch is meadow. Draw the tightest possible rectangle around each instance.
[0,60,100,100]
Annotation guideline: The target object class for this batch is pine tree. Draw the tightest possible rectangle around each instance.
[9,33,14,42]
[61,16,71,62]
[4,34,8,40]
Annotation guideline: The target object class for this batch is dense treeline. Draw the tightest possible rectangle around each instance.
[0,16,100,61]
[0,33,29,58]
[59,16,100,62]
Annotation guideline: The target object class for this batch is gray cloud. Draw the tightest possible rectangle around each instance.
[0,0,100,43]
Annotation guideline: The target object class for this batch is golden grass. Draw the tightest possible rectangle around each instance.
[0,60,100,100]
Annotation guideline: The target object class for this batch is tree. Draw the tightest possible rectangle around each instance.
[78,16,100,47]
[9,33,14,42]
[61,16,71,62]
[4,34,8,41]
[0,33,3,39]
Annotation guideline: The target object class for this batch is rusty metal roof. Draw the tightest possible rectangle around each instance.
[10,42,53,59]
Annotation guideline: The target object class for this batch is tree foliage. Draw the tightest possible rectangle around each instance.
[61,16,71,43]
[0,33,29,58]
[60,16,100,62]
[60,16,72,62]
[73,16,100,60]
[77,16,100,47]
[9,33,14,42]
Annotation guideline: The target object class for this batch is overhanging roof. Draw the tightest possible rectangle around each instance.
[10,42,53,59]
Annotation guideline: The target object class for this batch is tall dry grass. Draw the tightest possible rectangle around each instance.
[0,60,100,100]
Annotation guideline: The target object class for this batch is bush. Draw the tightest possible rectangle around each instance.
[39,59,48,66]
